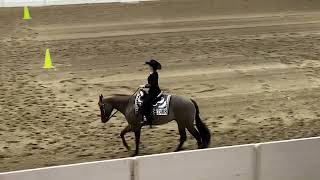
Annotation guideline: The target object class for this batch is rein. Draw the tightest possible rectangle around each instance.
[105,87,140,121]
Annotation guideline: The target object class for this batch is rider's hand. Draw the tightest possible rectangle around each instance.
[139,85,145,88]
[144,84,151,88]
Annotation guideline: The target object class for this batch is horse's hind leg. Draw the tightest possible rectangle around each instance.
[186,123,202,149]
[175,123,187,152]
[120,125,132,151]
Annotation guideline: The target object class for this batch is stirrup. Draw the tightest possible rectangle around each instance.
[141,116,147,124]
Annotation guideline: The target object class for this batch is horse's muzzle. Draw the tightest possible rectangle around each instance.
[101,116,108,123]
[98,113,108,123]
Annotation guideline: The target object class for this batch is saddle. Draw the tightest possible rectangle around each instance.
[135,90,171,116]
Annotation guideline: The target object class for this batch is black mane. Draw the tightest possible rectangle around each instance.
[111,94,130,97]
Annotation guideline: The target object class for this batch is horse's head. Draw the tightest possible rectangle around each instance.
[98,94,113,123]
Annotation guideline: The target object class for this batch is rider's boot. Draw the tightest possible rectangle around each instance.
[145,113,153,128]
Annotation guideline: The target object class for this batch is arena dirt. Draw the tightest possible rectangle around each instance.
[1,0,320,172]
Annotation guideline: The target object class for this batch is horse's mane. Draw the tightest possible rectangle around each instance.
[111,94,130,97]
[102,94,132,104]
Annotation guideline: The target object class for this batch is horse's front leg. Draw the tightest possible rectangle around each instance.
[132,128,141,157]
[120,125,132,151]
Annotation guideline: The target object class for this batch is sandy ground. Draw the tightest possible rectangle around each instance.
[1,0,320,172]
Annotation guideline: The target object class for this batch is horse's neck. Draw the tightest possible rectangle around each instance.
[107,95,131,115]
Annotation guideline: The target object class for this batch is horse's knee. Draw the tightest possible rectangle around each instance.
[120,131,129,139]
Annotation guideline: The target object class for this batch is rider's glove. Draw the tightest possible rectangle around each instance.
[144,84,151,88]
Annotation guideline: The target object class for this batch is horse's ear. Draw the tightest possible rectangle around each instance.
[99,94,103,101]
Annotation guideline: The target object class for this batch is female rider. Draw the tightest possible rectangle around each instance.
[139,59,162,127]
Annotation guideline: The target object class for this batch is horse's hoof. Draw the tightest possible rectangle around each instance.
[198,143,208,149]
[125,146,131,151]
[175,147,185,152]
[197,143,205,149]
[130,153,138,157]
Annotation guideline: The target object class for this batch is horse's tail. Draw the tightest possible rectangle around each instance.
[191,99,211,148]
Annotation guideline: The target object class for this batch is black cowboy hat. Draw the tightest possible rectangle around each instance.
[145,59,162,70]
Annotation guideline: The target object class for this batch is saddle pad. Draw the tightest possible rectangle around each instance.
[135,90,171,116]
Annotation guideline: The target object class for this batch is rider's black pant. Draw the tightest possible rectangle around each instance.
[140,94,157,126]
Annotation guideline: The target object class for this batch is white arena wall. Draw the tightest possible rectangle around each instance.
[1,136,320,180]
[0,158,132,180]
[257,137,320,180]
[0,0,154,7]
[134,144,256,180]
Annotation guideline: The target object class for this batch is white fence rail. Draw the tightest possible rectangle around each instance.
[134,144,256,180]
[1,137,320,180]
[256,137,320,180]
[0,0,153,7]
[0,158,132,180]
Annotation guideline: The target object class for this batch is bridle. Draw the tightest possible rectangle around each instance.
[100,87,141,121]
[106,107,119,122]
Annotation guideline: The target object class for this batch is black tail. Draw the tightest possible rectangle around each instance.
[191,99,211,148]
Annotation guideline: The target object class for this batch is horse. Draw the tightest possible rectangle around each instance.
[98,90,211,156]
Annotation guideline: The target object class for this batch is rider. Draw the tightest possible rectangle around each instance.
[139,59,162,127]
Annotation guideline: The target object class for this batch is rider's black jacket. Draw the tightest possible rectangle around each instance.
[145,71,161,96]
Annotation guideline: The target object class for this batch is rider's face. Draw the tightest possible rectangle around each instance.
[149,66,153,72]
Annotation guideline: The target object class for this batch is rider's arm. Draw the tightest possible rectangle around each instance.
[140,84,150,88]
[144,84,151,88]
[141,72,158,88]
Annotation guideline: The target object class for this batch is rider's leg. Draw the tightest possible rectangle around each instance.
[140,94,157,127]
[139,95,151,123]
[145,106,153,127]
[141,97,153,127]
